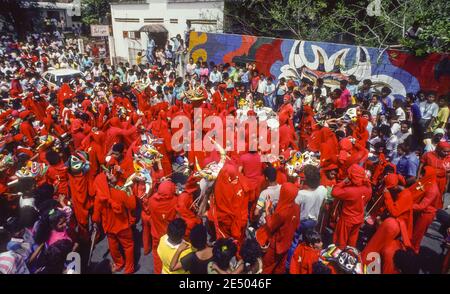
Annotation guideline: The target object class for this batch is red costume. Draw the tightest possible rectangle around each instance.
[332,164,372,248]
[211,164,252,242]
[411,166,441,253]
[261,182,300,274]
[92,173,136,274]
[176,176,201,237]
[420,146,450,209]
[68,169,90,241]
[362,174,413,265]
[289,243,321,274]
[148,181,178,274]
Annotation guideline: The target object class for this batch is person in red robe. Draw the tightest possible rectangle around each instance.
[19,111,37,148]
[361,173,413,269]
[278,112,299,152]
[81,129,106,199]
[45,150,69,198]
[211,164,252,243]
[176,176,201,238]
[148,110,173,176]
[67,152,91,242]
[148,180,178,274]
[298,105,316,150]
[351,116,370,147]
[23,92,47,122]
[92,172,136,274]
[337,137,368,179]
[260,182,300,274]
[289,230,323,274]
[104,117,140,153]
[411,166,441,253]
[70,118,89,150]
[332,164,372,249]
[418,141,450,209]
[239,150,265,214]
[42,105,65,137]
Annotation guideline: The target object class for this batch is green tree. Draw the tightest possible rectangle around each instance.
[81,0,111,25]
[224,0,449,55]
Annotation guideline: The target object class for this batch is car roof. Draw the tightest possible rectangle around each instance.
[44,69,83,76]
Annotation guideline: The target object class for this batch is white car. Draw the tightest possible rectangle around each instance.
[41,68,84,88]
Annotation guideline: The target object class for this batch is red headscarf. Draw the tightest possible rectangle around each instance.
[384,173,406,189]
[339,138,353,152]
[275,182,299,215]
[348,164,369,186]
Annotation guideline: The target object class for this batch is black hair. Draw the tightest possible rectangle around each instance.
[393,248,420,274]
[212,238,237,271]
[167,218,187,245]
[46,150,61,165]
[34,208,66,245]
[303,165,321,189]
[263,166,277,182]
[239,239,262,272]
[38,239,73,274]
[63,98,72,106]
[112,142,125,153]
[189,224,207,250]
[378,124,392,137]
[304,230,322,246]
[33,184,55,208]
[400,120,411,127]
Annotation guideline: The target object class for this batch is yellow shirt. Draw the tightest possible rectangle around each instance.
[433,106,449,130]
[136,55,142,65]
[157,234,193,274]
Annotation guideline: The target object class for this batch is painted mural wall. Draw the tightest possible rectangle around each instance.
[188,32,449,99]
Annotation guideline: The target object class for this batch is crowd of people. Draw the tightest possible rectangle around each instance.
[0,29,449,275]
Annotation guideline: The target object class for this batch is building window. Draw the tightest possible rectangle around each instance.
[188,19,218,25]
[170,19,178,24]
[115,18,140,23]
[123,31,141,39]
[144,18,164,23]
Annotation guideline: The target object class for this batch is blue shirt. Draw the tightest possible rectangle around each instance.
[347,84,358,97]
[173,85,185,100]
[411,102,421,123]
[396,153,419,178]
[241,71,250,83]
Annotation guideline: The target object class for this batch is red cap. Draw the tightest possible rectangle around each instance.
[437,141,450,150]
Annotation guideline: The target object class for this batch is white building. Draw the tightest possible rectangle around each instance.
[110,0,224,64]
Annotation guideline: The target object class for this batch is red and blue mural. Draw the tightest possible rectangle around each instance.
[189,32,449,99]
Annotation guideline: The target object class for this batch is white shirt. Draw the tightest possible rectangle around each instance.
[257,79,267,94]
[420,101,439,120]
[295,186,327,221]
[256,184,281,226]
[209,71,222,83]
[395,107,406,121]
[368,102,383,117]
